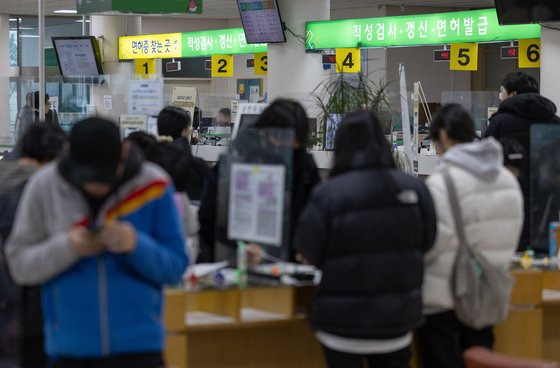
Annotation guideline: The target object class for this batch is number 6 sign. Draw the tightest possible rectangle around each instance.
[519,39,541,69]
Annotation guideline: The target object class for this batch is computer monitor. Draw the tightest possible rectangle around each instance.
[52,36,104,83]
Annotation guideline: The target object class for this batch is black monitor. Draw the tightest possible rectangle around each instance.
[52,36,104,83]
[494,0,560,25]
[237,0,286,44]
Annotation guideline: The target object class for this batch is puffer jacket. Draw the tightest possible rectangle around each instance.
[6,155,188,358]
[295,161,437,339]
[423,138,524,315]
[485,93,560,251]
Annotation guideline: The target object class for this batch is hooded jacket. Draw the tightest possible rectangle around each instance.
[486,93,560,160]
[6,153,188,358]
[485,93,560,251]
[423,138,523,315]
[294,162,436,339]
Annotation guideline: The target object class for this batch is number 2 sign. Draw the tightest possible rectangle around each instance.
[211,55,234,77]
[519,39,541,69]
[450,43,479,71]
[336,48,361,74]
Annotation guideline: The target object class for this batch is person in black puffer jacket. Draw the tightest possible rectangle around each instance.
[485,72,560,252]
[294,111,437,368]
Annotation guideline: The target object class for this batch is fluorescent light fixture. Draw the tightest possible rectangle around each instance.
[75,19,91,23]
[21,35,40,38]
[53,9,77,14]
[18,27,34,30]
[9,18,18,21]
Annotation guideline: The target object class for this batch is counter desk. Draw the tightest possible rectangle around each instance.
[163,267,560,368]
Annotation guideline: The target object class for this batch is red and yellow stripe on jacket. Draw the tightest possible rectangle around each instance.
[105,179,168,222]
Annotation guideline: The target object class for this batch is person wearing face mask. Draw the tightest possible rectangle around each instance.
[6,117,188,368]
[486,72,560,251]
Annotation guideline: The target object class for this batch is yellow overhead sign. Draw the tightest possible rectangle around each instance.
[119,33,182,60]
[519,39,541,69]
[450,43,479,71]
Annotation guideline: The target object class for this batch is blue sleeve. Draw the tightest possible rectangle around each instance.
[123,187,189,285]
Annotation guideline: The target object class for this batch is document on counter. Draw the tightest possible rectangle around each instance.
[228,163,285,247]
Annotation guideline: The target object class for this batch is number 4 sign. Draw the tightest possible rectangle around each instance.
[211,55,234,77]
[450,43,479,71]
[336,48,361,73]
[519,39,540,69]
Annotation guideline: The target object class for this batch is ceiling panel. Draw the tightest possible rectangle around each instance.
[0,0,496,18]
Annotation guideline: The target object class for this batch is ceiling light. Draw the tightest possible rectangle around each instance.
[18,27,34,30]
[9,18,18,22]
[53,9,77,14]
[21,35,40,38]
[75,20,91,23]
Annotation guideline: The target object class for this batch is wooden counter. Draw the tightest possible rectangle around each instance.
[164,286,324,368]
[494,268,560,361]
[164,268,560,367]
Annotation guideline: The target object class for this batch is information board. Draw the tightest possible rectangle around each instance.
[120,28,267,60]
[237,0,286,43]
[306,9,540,50]
[127,79,164,116]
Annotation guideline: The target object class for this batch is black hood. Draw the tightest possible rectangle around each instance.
[498,93,558,121]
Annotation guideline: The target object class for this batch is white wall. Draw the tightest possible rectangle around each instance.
[541,24,560,109]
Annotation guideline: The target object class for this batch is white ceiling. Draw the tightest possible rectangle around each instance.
[0,0,495,18]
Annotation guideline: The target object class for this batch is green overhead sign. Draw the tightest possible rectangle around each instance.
[77,0,203,15]
[119,28,267,60]
[306,9,541,50]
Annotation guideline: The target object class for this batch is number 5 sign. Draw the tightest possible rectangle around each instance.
[336,48,361,73]
[211,55,234,77]
[450,43,479,71]
[519,39,540,68]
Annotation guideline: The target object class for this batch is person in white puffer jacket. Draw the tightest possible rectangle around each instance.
[418,104,524,368]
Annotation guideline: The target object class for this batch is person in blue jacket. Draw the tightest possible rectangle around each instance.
[6,117,188,368]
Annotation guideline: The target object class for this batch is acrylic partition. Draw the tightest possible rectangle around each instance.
[441,91,502,135]
[531,124,560,255]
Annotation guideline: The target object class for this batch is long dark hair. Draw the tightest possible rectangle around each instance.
[331,110,395,177]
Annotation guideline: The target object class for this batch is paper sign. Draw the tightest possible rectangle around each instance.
[519,38,541,69]
[336,48,360,73]
[127,79,164,116]
[254,52,268,75]
[49,96,59,112]
[450,43,478,71]
[120,114,147,138]
[171,87,198,122]
[211,55,234,77]
[134,58,156,78]
[228,163,286,246]
[104,95,113,110]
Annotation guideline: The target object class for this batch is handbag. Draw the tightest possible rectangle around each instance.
[443,168,514,330]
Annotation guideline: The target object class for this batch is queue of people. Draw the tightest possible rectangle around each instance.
[0,70,555,368]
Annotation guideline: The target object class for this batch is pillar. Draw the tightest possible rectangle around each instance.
[90,15,141,120]
[267,0,330,117]
[540,24,560,109]
[0,14,10,139]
